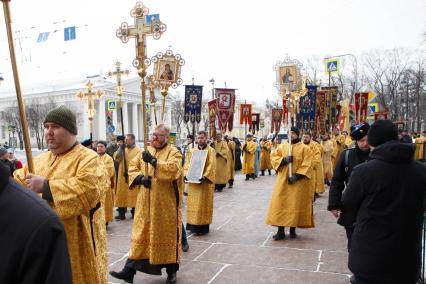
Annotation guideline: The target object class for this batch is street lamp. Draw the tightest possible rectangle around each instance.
[209,77,215,100]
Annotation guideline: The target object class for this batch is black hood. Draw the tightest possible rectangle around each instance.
[0,162,10,191]
[369,140,414,164]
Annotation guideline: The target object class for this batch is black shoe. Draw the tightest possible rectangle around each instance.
[182,242,189,252]
[260,171,265,176]
[272,232,285,241]
[184,192,188,196]
[268,170,271,175]
[289,228,297,239]
[166,272,177,284]
[110,268,135,283]
[245,175,250,181]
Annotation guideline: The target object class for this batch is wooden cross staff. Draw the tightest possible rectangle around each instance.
[76,81,104,141]
[1,0,34,172]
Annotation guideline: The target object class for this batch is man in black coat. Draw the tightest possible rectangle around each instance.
[342,120,426,284]
[328,122,370,252]
[0,162,72,284]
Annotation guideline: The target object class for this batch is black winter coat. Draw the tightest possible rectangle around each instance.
[328,146,370,226]
[0,163,72,284]
[342,141,426,282]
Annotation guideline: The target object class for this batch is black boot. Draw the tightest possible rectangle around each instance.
[115,208,126,220]
[110,266,135,283]
[228,179,234,188]
[245,174,250,181]
[272,226,285,240]
[260,170,265,176]
[182,241,189,252]
[289,227,297,238]
[268,169,271,175]
[131,208,135,219]
[166,272,177,284]
[251,174,256,180]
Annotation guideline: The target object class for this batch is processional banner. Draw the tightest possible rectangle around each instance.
[249,113,260,134]
[271,108,283,133]
[322,86,338,130]
[184,85,203,123]
[355,92,369,123]
[215,88,236,132]
[240,104,252,125]
[299,85,317,131]
[208,99,217,138]
[315,91,327,135]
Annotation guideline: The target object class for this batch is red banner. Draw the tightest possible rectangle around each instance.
[271,108,283,133]
[355,92,369,123]
[374,111,388,121]
[282,98,289,125]
[215,88,236,132]
[249,113,260,134]
[315,91,327,135]
[239,104,252,125]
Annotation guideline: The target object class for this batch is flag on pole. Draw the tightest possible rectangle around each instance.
[239,104,252,125]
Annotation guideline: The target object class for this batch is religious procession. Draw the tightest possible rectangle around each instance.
[1,1,426,284]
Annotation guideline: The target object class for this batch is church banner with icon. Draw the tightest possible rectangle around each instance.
[355,92,369,123]
[271,108,283,133]
[299,85,317,131]
[240,104,252,125]
[249,113,260,134]
[315,91,327,135]
[184,85,203,123]
[215,88,236,132]
[208,99,217,138]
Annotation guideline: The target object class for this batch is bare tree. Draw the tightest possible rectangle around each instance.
[1,105,23,149]
[26,98,57,149]
[171,98,185,138]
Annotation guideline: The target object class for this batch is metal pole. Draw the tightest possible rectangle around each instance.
[286,90,293,178]
[2,0,33,172]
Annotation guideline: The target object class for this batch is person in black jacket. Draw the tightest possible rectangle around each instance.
[342,120,426,284]
[328,123,370,252]
[0,162,72,284]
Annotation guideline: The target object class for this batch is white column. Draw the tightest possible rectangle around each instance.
[132,103,139,140]
[122,101,129,134]
[98,96,107,140]
[112,107,118,135]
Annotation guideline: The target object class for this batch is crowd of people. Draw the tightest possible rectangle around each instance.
[1,104,426,284]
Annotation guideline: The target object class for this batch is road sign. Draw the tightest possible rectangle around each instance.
[325,58,340,75]
[107,100,117,111]
[367,103,378,120]
[169,132,177,145]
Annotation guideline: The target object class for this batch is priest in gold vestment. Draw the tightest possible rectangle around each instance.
[14,106,107,284]
[260,137,273,176]
[110,124,183,284]
[332,128,346,170]
[322,133,334,185]
[302,132,325,195]
[114,134,141,220]
[265,127,314,240]
[225,135,236,188]
[184,130,216,235]
[97,141,116,224]
[242,133,257,180]
[212,133,230,192]
[414,131,425,161]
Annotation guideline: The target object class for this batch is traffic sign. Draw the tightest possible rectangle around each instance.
[325,58,340,75]
[367,103,378,120]
[107,100,117,111]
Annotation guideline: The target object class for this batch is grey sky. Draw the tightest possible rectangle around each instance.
[0,0,425,102]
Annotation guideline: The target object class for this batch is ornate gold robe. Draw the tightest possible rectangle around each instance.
[227,140,236,180]
[306,141,325,194]
[242,140,256,174]
[114,145,141,208]
[332,134,346,170]
[184,146,216,225]
[99,153,116,223]
[128,144,183,265]
[415,136,425,160]
[265,142,314,228]
[322,139,334,181]
[260,140,273,170]
[14,144,106,284]
[212,140,230,184]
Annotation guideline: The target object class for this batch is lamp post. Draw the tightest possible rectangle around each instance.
[209,78,215,100]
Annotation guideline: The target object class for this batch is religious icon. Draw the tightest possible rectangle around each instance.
[279,65,297,85]
[243,106,250,115]
[218,93,231,108]
[190,94,198,104]
[158,61,175,81]
[186,150,208,183]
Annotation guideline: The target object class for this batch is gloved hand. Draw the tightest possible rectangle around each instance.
[199,177,207,183]
[184,176,188,183]
[140,177,151,189]
[280,156,293,167]
[288,174,305,185]
[242,144,247,151]
[133,175,144,185]
[142,150,154,162]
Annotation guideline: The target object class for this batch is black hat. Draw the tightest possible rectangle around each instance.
[350,123,370,141]
[44,105,78,135]
[291,126,300,136]
[97,140,107,147]
[117,135,125,141]
[367,120,398,147]
[81,139,92,147]
[187,134,194,140]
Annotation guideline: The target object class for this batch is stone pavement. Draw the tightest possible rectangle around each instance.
[107,172,351,284]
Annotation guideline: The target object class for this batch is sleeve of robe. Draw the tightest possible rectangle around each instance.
[331,140,338,159]
[155,148,182,182]
[19,215,73,284]
[216,143,229,161]
[203,147,217,184]
[128,154,143,188]
[271,144,285,171]
[14,155,102,220]
[107,157,116,191]
[296,146,313,179]
[246,141,256,154]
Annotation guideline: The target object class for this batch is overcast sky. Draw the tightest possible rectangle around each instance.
[0,0,425,102]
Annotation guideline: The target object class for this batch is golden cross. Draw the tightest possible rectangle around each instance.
[76,80,104,120]
[107,61,130,97]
